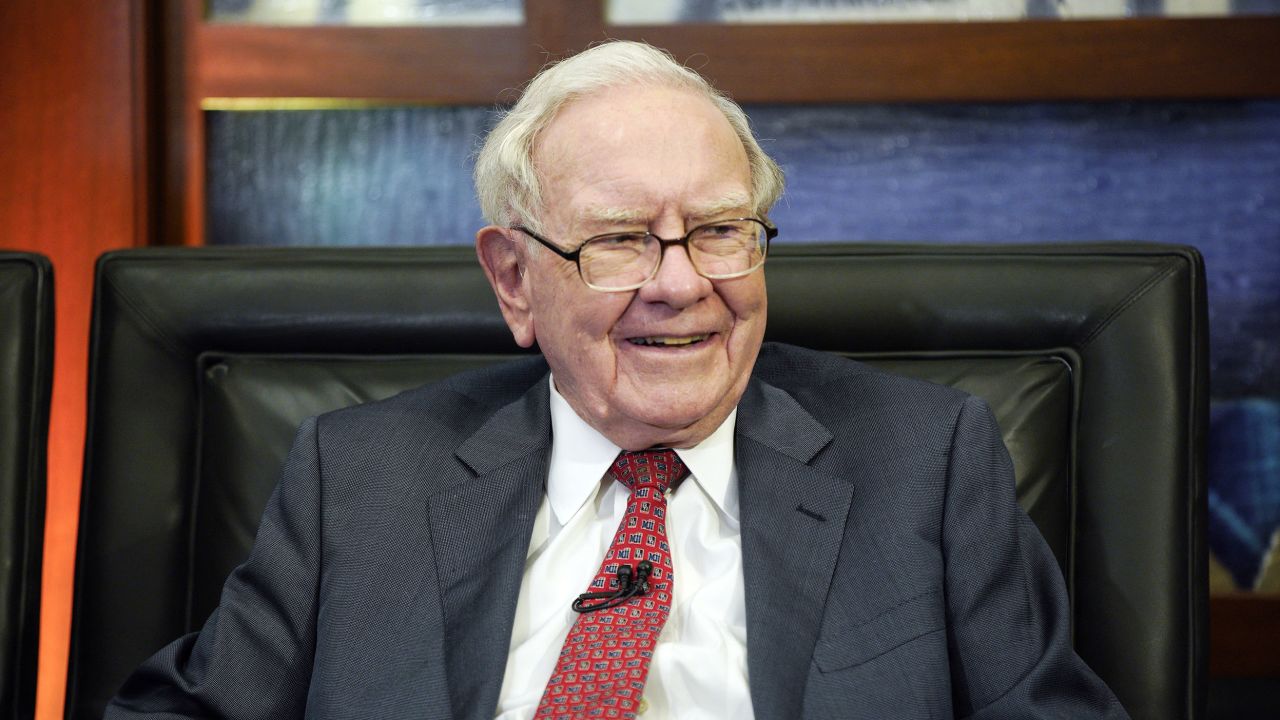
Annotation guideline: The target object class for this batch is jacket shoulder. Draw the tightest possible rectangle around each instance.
[753,342,977,461]
[754,342,970,413]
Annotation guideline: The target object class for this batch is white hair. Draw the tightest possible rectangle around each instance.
[473,40,784,234]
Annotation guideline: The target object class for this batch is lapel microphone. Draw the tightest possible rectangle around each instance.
[572,560,653,613]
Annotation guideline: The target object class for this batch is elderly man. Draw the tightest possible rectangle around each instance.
[108,41,1127,719]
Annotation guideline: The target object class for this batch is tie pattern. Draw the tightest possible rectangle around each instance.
[535,449,685,719]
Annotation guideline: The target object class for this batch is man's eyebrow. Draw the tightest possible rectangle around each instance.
[579,206,650,226]
[686,192,753,221]
[579,193,755,229]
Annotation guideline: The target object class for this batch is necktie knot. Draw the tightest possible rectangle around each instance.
[611,449,685,494]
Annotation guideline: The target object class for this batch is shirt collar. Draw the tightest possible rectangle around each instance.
[546,375,739,526]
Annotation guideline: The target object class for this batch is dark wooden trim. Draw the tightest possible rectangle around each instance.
[158,0,204,246]
[193,15,1280,103]
[612,16,1280,102]
[1210,594,1280,677]
[196,23,537,103]
[526,0,605,60]
[131,0,157,249]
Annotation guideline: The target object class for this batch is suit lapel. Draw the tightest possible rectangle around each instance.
[418,372,854,719]
[426,377,552,720]
[736,379,855,720]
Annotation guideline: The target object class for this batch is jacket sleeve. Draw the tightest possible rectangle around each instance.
[104,417,323,719]
[942,396,1130,719]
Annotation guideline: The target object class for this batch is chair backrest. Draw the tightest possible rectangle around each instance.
[0,252,53,720]
[68,244,1207,720]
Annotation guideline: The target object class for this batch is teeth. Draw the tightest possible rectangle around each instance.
[628,334,710,347]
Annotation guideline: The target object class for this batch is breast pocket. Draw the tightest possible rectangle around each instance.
[812,590,945,673]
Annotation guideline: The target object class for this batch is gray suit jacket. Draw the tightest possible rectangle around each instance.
[107,343,1127,719]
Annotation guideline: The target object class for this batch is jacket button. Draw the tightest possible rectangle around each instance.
[637,697,649,714]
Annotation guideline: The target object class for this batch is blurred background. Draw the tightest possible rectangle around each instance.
[2,1,1278,717]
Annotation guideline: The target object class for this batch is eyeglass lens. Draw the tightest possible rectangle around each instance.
[578,219,768,290]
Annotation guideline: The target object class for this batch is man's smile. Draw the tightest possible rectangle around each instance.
[625,333,713,347]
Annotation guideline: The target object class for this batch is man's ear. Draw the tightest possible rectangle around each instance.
[475,226,536,348]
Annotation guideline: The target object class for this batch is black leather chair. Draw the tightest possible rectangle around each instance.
[0,252,53,720]
[67,244,1207,720]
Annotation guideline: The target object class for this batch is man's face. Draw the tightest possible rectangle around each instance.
[483,83,767,450]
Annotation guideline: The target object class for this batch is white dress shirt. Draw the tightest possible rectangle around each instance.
[493,379,754,719]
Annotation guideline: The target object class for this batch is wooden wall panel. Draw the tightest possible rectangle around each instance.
[0,2,150,718]
[193,16,1280,103]
[1212,594,1280,676]
[611,17,1280,102]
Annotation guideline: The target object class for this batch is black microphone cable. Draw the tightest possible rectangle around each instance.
[571,560,653,613]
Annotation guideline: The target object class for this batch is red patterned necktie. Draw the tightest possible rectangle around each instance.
[535,449,686,719]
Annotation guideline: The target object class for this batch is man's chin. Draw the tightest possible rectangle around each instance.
[609,401,733,450]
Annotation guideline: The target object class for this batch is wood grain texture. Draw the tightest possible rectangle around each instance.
[194,15,1280,102]
[0,2,149,718]
[612,17,1280,102]
[197,23,536,102]
[1211,594,1280,676]
[159,0,204,246]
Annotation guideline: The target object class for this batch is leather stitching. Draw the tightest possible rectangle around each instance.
[1077,257,1181,350]
[104,266,200,357]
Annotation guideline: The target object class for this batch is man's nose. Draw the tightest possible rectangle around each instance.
[637,242,713,308]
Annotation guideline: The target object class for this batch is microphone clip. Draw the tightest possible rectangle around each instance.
[572,560,653,613]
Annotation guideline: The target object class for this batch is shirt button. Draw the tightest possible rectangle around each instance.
[637,697,649,714]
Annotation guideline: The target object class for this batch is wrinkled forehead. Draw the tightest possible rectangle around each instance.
[534,81,745,167]
[532,84,752,224]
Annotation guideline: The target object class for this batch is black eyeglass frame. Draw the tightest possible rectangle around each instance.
[511,218,778,292]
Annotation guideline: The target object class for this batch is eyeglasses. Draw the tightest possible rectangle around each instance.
[512,218,776,292]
